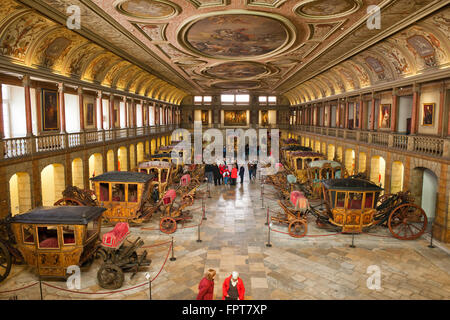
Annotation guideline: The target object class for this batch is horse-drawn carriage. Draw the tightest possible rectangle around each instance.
[90,171,160,224]
[272,178,428,240]
[287,151,325,184]
[0,206,150,288]
[137,160,172,199]
[306,160,347,198]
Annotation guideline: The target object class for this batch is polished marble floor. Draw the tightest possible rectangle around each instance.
[1,175,450,300]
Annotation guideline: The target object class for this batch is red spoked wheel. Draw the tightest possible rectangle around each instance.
[388,203,428,240]
[54,198,84,206]
[288,219,308,238]
[160,217,177,234]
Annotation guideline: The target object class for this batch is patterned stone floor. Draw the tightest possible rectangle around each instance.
[1,174,450,300]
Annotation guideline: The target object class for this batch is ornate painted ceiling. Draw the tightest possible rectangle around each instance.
[1,0,449,103]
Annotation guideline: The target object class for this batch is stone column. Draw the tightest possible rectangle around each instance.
[410,84,420,135]
[78,87,84,131]
[370,94,376,130]
[58,83,66,133]
[109,94,115,129]
[437,81,445,137]
[23,76,33,136]
[97,91,103,130]
[391,88,398,132]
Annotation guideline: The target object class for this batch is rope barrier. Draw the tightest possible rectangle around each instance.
[139,204,204,232]
[41,241,173,295]
[0,282,39,294]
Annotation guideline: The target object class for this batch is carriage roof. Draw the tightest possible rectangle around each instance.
[289,151,323,157]
[322,178,383,192]
[282,146,312,151]
[90,171,153,183]
[10,206,106,225]
[138,161,172,169]
[309,160,342,168]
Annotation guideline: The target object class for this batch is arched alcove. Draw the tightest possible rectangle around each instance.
[9,172,31,215]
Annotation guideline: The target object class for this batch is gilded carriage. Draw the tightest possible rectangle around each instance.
[281,145,312,164]
[7,206,105,279]
[136,160,172,199]
[90,171,159,224]
[311,178,428,239]
[306,160,347,197]
[271,191,309,238]
[288,151,325,183]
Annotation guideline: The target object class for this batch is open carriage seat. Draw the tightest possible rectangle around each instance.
[102,222,130,248]
[163,189,177,205]
[180,174,191,186]
[290,191,308,210]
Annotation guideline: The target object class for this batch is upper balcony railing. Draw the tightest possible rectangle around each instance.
[1,124,178,160]
[292,125,450,160]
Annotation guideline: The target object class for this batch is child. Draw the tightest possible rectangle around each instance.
[223,169,230,186]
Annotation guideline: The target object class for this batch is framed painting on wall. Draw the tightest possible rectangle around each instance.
[261,110,268,126]
[379,104,391,129]
[85,102,95,127]
[41,89,59,131]
[224,110,247,126]
[422,103,434,126]
[201,110,208,125]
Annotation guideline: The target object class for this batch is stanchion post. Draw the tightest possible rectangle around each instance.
[197,224,202,243]
[202,198,207,220]
[170,236,176,261]
[428,223,435,249]
[265,207,269,226]
[349,232,356,248]
[149,280,152,300]
[266,223,272,247]
[39,279,43,300]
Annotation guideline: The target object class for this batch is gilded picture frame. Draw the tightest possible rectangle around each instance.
[41,89,59,131]
[422,103,435,126]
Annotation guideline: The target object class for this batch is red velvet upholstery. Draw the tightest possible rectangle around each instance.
[163,189,177,204]
[39,237,59,248]
[102,222,130,248]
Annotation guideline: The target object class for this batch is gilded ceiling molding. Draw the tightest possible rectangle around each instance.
[102,61,130,87]
[246,0,288,9]
[83,53,121,83]
[143,77,164,96]
[135,75,156,95]
[114,65,141,90]
[187,0,229,9]
[147,79,166,98]
[294,0,362,20]
[114,0,180,20]
[127,71,148,93]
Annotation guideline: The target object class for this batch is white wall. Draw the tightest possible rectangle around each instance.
[397,96,413,133]
[64,93,80,133]
[418,85,440,135]
[2,85,27,138]
[102,99,109,129]
[136,104,142,127]
[421,169,437,221]
[331,105,336,127]
[119,102,126,128]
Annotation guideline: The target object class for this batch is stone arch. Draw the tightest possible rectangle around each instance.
[358,152,367,174]
[107,150,115,172]
[129,144,136,170]
[137,142,145,164]
[336,146,343,162]
[151,139,157,155]
[9,172,32,216]
[370,155,386,189]
[391,161,404,194]
[410,167,438,221]
[118,146,128,171]
[72,158,84,189]
[344,149,355,175]
[41,163,65,206]
[327,144,335,161]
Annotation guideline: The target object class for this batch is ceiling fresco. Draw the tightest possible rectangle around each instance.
[183,13,289,59]
[2,0,449,101]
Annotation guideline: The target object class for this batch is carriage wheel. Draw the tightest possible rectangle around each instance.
[160,217,177,234]
[0,241,12,283]
[97,263,124,289]
[388,203,427,240]
[54,198,84,206]
[288,219,308,238]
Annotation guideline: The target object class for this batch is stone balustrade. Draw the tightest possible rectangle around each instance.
[1,125,178,160]
[293,125,450,160]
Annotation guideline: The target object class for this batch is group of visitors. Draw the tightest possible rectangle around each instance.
[204,162,258,186]
[196,269,245,300]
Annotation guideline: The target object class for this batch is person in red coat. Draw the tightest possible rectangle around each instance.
[197,269,216,300]
[230,164,238,186]
[222,271,245,300]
